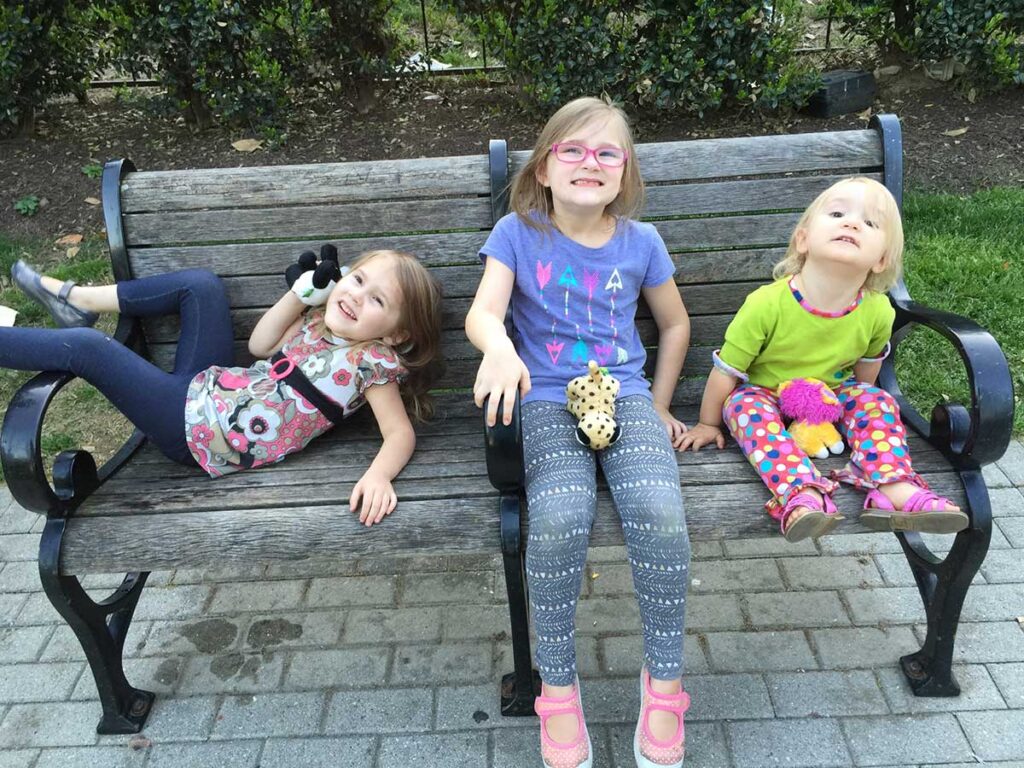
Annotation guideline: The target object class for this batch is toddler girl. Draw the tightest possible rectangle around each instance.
[4,249,442,526]
[680,177,966,540]
[467,96,692,768]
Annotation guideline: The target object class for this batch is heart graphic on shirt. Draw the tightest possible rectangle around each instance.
[546,341,564,365]
[536,261,552,290]
[594,344,613,366]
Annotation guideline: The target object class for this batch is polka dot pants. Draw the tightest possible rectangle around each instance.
[723,381,923,519]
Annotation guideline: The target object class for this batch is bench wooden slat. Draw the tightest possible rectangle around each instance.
[124,213,798,276]
[641,173,882,218]
[59,470,964,574]
[127,232,489,276]
[123,198,494,247]
[120,155,493,212]
[511,130,883,183]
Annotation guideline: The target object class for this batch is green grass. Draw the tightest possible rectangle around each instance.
[895,187,1024,434]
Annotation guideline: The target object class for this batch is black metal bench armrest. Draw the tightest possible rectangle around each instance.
[0,315,148,516]
[880,297,1013,468]
[483,393,525,493]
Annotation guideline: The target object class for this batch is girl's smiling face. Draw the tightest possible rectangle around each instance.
[536,116,628,217]
[323,254,407,345]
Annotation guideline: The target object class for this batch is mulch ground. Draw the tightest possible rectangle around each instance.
[2,71,1022,241]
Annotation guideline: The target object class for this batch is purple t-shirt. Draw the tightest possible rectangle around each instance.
[480,212,676,404]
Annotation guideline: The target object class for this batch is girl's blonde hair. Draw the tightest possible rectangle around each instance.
[316,249,444,422]
[509,95,644,231]
[773,177,904,293]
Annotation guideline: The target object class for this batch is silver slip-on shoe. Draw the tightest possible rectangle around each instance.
[10,260,99,328]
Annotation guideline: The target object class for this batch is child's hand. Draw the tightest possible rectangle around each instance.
[350,470,398,527]
[678,422,726,452]
[473,343,531,427]
[286,244,342,307]
[654,404,689,450]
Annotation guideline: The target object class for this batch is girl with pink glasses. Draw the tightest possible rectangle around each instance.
[467,96,692,768]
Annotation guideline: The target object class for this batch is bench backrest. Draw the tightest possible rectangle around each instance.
[102,117,901,406]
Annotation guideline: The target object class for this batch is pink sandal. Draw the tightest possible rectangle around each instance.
[534,680,592,768]
[861,486,968,533]
[779,491,844,542]
[634,667,690,768]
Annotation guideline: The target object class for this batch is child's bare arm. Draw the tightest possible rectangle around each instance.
[853,359,883,385]
[350,381,416,527]
[248,292,305,358]
[678,368,737,451]
[465,258,531,426]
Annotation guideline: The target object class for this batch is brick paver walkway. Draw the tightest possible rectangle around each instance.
[2,444,1024,767]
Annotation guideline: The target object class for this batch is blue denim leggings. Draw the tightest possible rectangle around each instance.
[0,269,233,464]
[522,397,691,685]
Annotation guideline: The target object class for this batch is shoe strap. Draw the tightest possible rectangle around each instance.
[863,488,895,511]
[643,690,691,715]
[58,280,76,302]
[904,488,949,512]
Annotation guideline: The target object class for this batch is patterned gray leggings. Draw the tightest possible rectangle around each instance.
[522,396,691,685]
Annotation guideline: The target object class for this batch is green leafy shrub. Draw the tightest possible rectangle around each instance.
[304,0,410,112]
[94,0,295,129]
[826,0,1024,89]
[445,1,819,114]
[0,1,96,137]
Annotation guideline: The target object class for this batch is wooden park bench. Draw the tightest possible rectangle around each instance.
[1,115,1012,735]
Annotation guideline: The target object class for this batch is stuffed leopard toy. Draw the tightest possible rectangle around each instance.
[566,360,621,450]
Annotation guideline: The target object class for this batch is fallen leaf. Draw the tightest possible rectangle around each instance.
[55,233,83,246]
[84,197,100,205]
[943,127,968,137]
[856,107,873,120]
[231,138,263,152]
[66,246,80,258]
[128,735,152,750]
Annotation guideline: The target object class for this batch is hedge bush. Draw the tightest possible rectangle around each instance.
[1,1,96,137]
[446,0,819,113]
[827,0,1024,88]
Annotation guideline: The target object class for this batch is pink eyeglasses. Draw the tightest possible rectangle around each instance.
[550,143,628,168]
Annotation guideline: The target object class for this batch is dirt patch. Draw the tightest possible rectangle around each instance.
[2,73,1022,240]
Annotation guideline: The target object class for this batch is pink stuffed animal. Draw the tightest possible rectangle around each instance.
[777,378,845,459]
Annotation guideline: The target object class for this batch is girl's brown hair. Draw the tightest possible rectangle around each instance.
[341,250,444,422]
[509,95,644,231]
[773,177,904,293]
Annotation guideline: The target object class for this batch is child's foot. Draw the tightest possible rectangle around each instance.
[780,488,843,542]
[635,667,688,768]
[535,680,591,768]
[10,261,99,328]
[861,481,967,533]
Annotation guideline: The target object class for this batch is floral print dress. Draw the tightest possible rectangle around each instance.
[184,309,406,477]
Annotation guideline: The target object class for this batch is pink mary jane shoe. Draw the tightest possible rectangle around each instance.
[634,667,690,768]
[534,680,592,768]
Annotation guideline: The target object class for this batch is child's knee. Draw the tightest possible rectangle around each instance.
[179,269,227,301]
[529,502,593,540]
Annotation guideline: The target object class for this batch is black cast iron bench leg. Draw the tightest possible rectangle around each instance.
[897,468,991,696]
[38,517,155,733]
[499,492,540,715]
